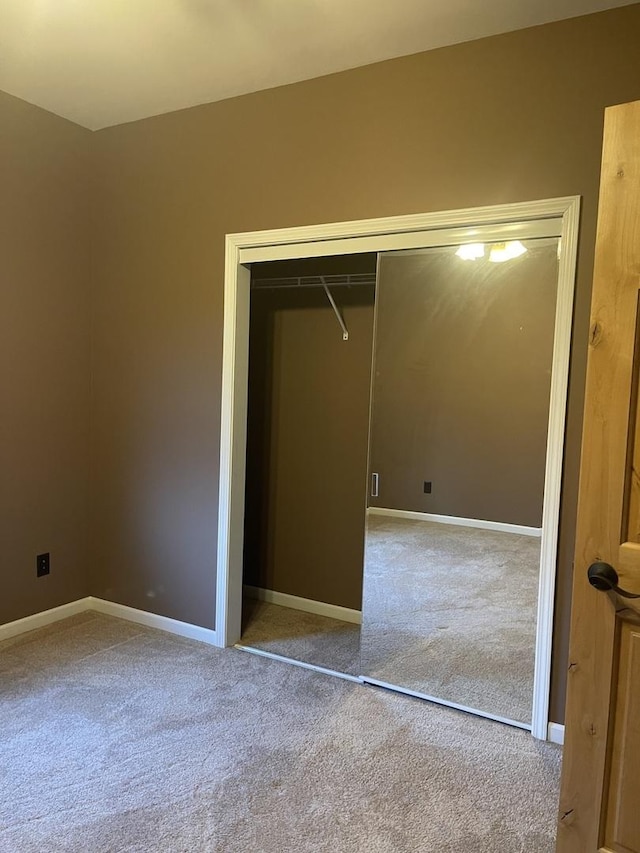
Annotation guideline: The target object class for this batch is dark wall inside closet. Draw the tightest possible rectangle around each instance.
[243,254,377,611]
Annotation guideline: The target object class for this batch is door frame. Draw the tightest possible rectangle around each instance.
[215,196,581,741]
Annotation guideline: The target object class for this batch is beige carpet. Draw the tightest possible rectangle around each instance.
[241,518,539,725]
[240,598,360,675]
[362,516,540,724]
[0,612,561,852]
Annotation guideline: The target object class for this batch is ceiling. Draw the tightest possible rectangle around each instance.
[0,0,636,130]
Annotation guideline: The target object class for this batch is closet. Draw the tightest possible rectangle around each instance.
[235,219,569,731]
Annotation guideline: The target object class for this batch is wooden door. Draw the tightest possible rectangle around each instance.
[557,99,640,852]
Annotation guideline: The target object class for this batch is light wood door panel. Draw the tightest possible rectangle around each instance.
[557,99,640,852]
[602,622,640,852]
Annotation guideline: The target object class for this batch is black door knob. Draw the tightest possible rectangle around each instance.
[587,562,640,599]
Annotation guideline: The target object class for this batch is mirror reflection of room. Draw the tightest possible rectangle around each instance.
[240,253,377,675]
[361,238,559,725]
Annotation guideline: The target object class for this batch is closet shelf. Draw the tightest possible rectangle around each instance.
[250,273,376,290]
[251,273,377,342]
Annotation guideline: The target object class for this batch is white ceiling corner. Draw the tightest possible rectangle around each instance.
[0,0,636,130]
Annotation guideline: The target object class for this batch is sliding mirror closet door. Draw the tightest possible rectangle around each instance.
[361,237,559,726]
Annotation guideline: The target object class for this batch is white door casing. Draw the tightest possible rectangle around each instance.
[216,197,580,741]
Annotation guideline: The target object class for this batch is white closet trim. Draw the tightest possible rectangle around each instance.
[238,216,560,264]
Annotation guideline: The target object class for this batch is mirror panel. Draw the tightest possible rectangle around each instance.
[361,238,560,724]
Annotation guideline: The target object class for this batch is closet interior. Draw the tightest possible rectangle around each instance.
[241,253,376,677]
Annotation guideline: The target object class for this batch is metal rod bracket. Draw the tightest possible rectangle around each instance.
[321,278,349,341]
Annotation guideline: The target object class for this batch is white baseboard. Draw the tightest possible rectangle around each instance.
[0,596,220,647]
[367,507,543,538]
[0,597,94,642]
[547,723,565,745]
[243,585,362,625]
[88,597,220,646]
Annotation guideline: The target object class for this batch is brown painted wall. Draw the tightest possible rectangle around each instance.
[244,256,376,610]
[89,6,640,722]
[0,91,92,623]
[370,244,558,527]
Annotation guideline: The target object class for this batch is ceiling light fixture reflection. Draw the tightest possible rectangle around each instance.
[488,240,527,263]
[455,243,485,260]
